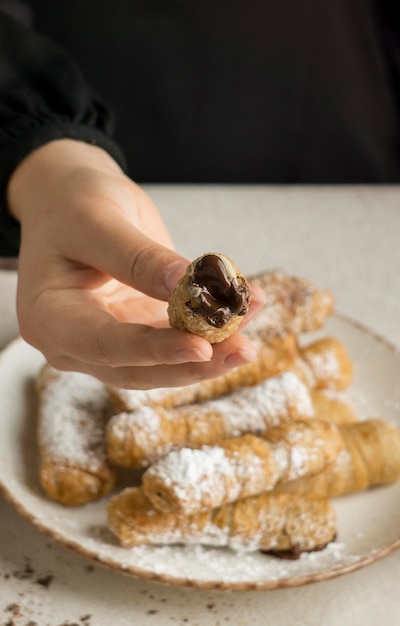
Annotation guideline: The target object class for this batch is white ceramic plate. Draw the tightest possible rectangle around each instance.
[1,313,400,591]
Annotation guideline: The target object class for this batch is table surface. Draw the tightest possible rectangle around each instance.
[1,185,399,626]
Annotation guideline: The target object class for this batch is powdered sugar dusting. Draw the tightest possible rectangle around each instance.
[245,269,334,337]
[288,445,311,479]
[142,442,286,515]
[79,535,358,586]
[141,415,343,515]
[118,493,336,554]
[107,407,162,459]
[106,372,315,467]
[38,367,111,471]
[218,372,314,434]
[303,350,340,389]
[144,447,242,513]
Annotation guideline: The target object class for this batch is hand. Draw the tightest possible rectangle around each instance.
[7,139,265,388]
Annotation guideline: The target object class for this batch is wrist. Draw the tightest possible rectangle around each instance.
[7,139,124,222]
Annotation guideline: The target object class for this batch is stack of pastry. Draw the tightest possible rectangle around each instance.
[35,257,400,558]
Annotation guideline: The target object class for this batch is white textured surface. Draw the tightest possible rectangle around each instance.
[1,185,400,625]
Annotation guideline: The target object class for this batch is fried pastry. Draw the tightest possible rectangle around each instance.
[141,420,343,514]
[109,331,298,412]
[107,487,337,555]
[106,371,314,468]
[310,390,359,425]
[294,337,353,391]
[37,364,116,506]
[245,268,334,337]
[274,419,400,498]
[167,252,251,343]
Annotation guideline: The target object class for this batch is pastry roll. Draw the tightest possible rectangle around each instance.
[37,364,116,506]
[167,252,251,343]
[274,419,400,498]
[310,390,359,426]
[245,268,334,337]
[107,487,337,555]
[295,337,353,391]
[106,371,315,468]
[109,331,297,412]
[141,420,343,514]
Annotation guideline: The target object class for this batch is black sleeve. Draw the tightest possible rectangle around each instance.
[0,9,127,257]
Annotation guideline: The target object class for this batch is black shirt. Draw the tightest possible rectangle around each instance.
[1,0,400,254]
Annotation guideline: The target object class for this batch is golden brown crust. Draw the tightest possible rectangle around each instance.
[106,371,314,468]
[263,419,344,481]
[107,487,337,553]
[108,331,298,413]
[298,337,353,391]
[40,462,115,507]
[37,364,116,506]
[310,389,359,425]
[245,268,334,337]
[274,419,400,498]
[141,420,343,514]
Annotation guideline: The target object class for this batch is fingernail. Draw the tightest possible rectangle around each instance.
[175,346,212,363]
[165,261,188,293]
[224,347,258,369]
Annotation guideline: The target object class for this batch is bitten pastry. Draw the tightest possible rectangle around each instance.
[168,252,251,343]
[37,364,116,506]
[141,420,343,514]
[109,330,298,412]
[106,371,315,468]
[107,487,337,555]
[274,418,400,498]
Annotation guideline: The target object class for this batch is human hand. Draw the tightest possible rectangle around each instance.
[7,139,265,388]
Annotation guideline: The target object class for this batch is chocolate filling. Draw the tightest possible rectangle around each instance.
[261,534,337,560]
[187,254,250,328]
